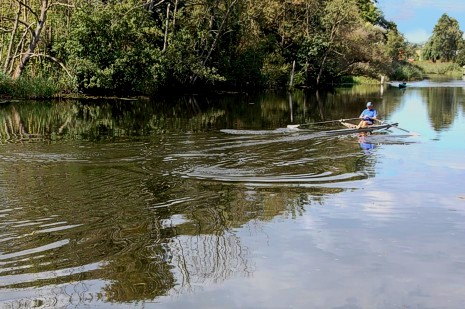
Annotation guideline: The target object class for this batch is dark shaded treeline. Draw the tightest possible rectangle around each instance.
[1,0,412,96]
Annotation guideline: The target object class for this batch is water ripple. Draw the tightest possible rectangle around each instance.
[0,262,103,288]
[0,240,69,261]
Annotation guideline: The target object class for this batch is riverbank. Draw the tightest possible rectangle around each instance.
[1,61,462,100]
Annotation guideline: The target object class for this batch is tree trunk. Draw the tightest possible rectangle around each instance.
[163,3,170,51]
[3,5,21,73]
[12,0,49,79]
[172,0,178,30]
[9,24,33,75]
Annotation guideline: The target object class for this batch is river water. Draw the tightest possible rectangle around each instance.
[0,80,464,308]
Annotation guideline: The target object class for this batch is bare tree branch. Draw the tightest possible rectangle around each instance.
[20,53,73,78]
[0,17,36,37]
[146,0,165,9]
[14,0,39,21]
[8,23,34,75]
[124,0,165,17]
[3,6,21,73]
[48,2,75,8]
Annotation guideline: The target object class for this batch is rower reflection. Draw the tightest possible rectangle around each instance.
[358,133,375,153]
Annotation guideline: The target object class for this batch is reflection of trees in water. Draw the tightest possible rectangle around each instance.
[288,85,401,123]
[0,87,411,142]
[0,105,35,140]
[3,86,463,142]
[170,234,251,293]
[0,90,394,141]
[421,88,464,131]
[1,156,336,305]
[144,173,342,293]
[0,99,226,142]
[0,150,177,303]
[101,222,176,302]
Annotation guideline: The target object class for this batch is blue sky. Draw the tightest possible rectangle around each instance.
[376,0,465,44]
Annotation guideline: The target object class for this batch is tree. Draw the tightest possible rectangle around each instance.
[385,28,406,61]
[296,0,390,86]
[0,0,414,94]
[0,0,73,79]
[61,1,166,94]
[423,14,463,62]
[456,39,465,66]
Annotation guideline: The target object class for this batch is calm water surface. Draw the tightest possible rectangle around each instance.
[1,81,465,308]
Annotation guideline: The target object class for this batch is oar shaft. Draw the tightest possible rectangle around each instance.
[309,119,342,125]
[393,125,410,133]
[299,117,360,126]
[378,120,413,133]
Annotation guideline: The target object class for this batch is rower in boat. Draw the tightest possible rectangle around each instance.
[287,109,398,135]
[356,101,377,129]
[328,120,396,135]
[337,102,381,132]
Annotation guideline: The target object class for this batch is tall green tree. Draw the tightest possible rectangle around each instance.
[423,14,463,62]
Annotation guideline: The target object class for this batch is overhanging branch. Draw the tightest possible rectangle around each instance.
[25,53,72,78]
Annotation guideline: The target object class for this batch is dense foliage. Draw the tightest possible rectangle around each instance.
[0,0,462,96]
[422,14,464,62]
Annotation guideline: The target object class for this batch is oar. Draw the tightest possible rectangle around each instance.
[376,120,420,136]
[287,118,360,129]
[392,125,410,133]
[393,125,420,135]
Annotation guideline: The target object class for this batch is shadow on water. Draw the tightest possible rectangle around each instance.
[0,84,462,307]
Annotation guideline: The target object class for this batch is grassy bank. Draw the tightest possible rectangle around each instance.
[414,61,463,77]
[0,74,73,99]
[338,76,380,85]
[390,62,424,81]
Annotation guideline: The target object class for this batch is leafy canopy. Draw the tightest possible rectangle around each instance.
[423,14,463,62]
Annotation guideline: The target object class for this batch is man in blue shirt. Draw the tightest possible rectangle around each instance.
[357,102,377,129]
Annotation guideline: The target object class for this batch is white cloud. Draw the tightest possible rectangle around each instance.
[404,29,431,44]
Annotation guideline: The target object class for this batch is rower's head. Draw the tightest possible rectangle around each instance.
[366,102,373,109]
